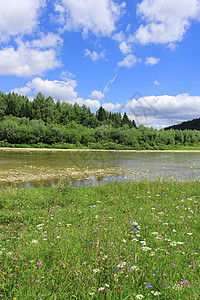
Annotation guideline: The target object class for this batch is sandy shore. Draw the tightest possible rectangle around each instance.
[0,147,200,153]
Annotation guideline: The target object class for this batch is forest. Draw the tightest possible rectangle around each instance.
[0,91,200,150]
[165,117,200,131]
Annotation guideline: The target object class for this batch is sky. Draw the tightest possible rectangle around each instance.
[0,0,200,128]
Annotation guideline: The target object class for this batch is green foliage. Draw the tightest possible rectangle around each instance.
[0,91,200,150]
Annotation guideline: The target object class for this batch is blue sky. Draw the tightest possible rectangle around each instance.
[0,0,200,128]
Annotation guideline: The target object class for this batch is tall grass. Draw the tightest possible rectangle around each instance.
[0,180,199,299]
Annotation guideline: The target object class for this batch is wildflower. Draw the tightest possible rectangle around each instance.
[98,287,105,292]
[10,274,14,277]
[134,228,138,233]
[35,280,39,283]
[152,291,161,296]
[37,263,42,266]
[93,268,100,273]
[147,285,152,288]
[113,268,118,272]
[13,258,18,261]
[136,295,144,299]
[172,284,182,291]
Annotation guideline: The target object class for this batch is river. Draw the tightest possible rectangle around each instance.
[0,149,199,188]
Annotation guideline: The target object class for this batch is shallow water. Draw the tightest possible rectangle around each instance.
[0,150,199,187]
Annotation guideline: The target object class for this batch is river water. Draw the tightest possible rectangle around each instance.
[0,150,200,187]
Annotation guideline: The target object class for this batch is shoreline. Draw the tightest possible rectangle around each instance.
[0,147,200,153]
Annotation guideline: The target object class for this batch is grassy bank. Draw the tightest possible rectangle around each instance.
[0,181,199,299]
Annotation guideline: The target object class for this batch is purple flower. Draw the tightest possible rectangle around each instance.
[113,268,118,272]
[10,274,14,277]
[130,222,136,226]
[147,285,152,288]
[128,266,132,271]
[35,280,39,283]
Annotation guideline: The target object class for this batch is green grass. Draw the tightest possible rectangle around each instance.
[0,180,199,299]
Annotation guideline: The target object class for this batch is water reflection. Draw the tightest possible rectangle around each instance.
[0,150,200,188]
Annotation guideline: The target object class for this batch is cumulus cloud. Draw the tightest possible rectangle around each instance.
[29,33,63,49]
[0,44,60,77]
[0,0,45,42]
[119,41,132,54]
[118,54,141,68]
[89,90,105,100]
[145,57,160,66]
[58,0,125,37]
[131,0,200,46]
[125,93,200,125]
[79,99,100,110]
[112,30,126,42]
[12,77,101,110]
[85,49,106,61]
[154,80,160,86]
[102,102,121,111]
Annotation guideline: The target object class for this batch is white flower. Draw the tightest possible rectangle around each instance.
[93,268,100,273]
[136,295,144,299]
[31,240,38,244]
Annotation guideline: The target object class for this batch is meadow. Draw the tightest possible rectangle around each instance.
[0,180,199,299]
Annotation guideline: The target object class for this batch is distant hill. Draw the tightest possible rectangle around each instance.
[165,118,200,130]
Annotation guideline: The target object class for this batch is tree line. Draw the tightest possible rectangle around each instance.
[0,91,200,149]
[0,91,136,129]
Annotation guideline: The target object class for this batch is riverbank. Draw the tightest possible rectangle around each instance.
[1,147,200,152]
[0,180,199,299]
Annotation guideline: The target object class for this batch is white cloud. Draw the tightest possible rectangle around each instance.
[125,93,200,126]
[0,0,45,42]
[58,0,125,36]
[81,99,100,110]
[85,49,106,61]
[154,80,160,86]
[89,90,105,100]
[102,102,121,111]
[119,41,132,54]
[112,30,126,42]
[30,33,63,49]
[118,54,141,68]
[0,44,60,77]
[132,0,200,46]
[145,57,160,66]
[12,77,101,110]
